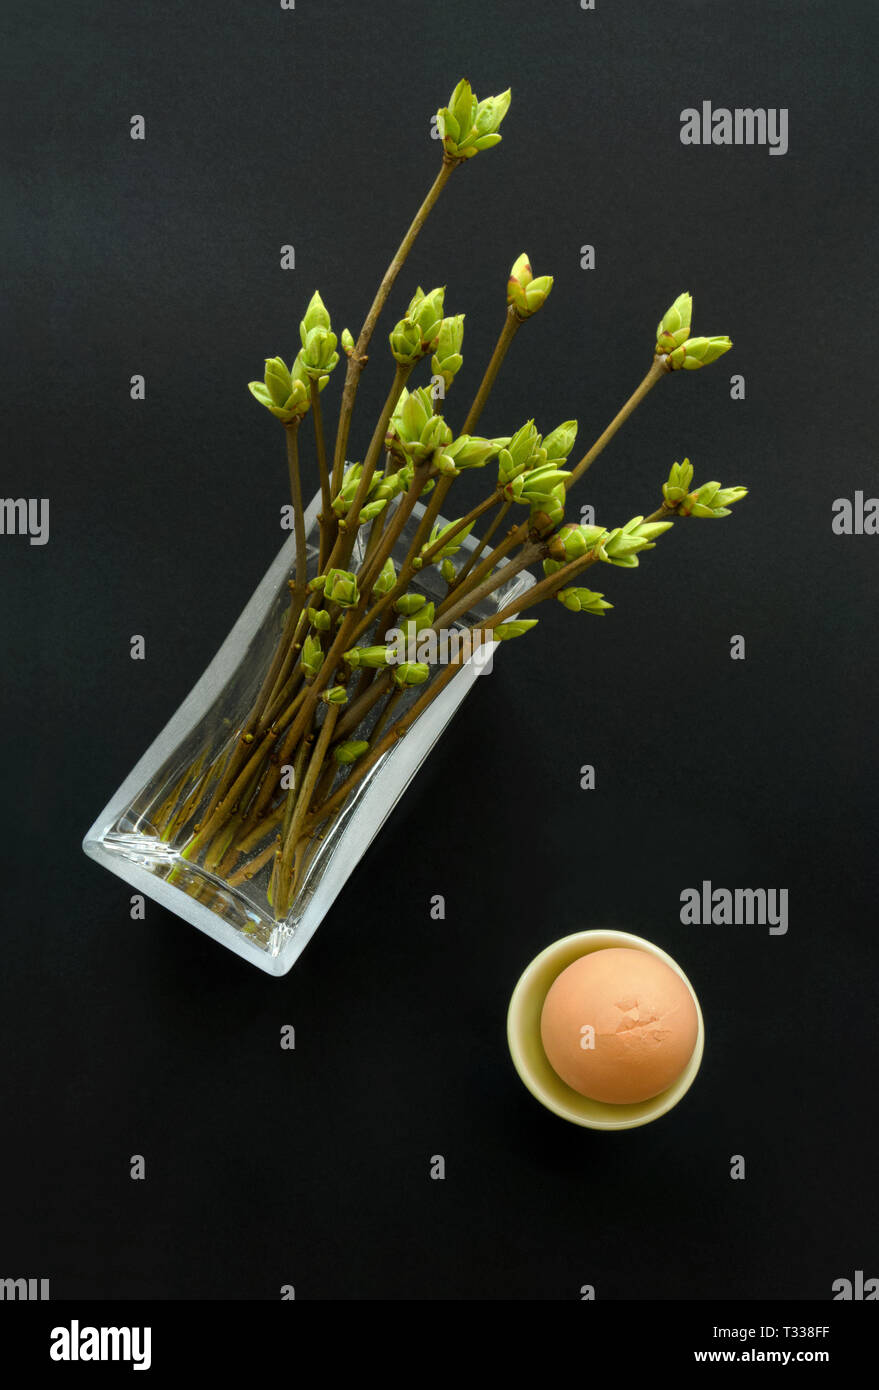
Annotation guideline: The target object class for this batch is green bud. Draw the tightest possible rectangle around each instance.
[544,525,608,570]
[542,419,578,463]
[505,463,571,505]
[637,520,674,541]
[529,482,566,533]
[394,593,427,616]
[387,387,439,462]
[394,603,436,653]
[320,685,349,706]
[507,253,553,317]
[443,434,499,471]
[422,414,453,451]
[496,448,515,485]
[263,356,292,406]
[425,517,475,560]
[655,291,692,356]
[358,499,388,524]
[546,521,601,562]
[300,291,331,344]
[668,335,733,370]
[331,463,366,515]
[248,355,311,423]
[496,419,541,485]
[435,451,460,478]
[680,479,747,518]
[692,481,721,510]
[295,349,326,397]
[662,458,695,506]
[373,470,406,502]
[494,620,538,640]
[556,587,613,615]
[405,286,426,314]
[389,315,423,365]
[430,314,465,386]
[507,252,532,311]
[300,325,339,378]
[523,274,553,316]
[341,328,355,356]
[408,286,446,351]
[307,606,331,632]
[324,568,360,608]
[334,740,369,765]
[440,558,456,583]
[342,645,389,669]
[301,634,324,680]
[392,661,431,687]
[437,80,511,161]
[601,515,670,567]
[372,558,397,596]
[713,485,748,508]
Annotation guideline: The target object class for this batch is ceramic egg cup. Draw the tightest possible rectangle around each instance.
[507,929,704,1130]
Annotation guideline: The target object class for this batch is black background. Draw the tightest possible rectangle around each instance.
[2,0,878,1300]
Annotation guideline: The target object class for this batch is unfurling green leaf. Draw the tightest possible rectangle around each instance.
[494,620,538,640]
[680,480,748,518]
[504,463,571,505]
[542,419,578,464]
[556,587,613,615]
[600,515,672,568]
[424,517,475,560]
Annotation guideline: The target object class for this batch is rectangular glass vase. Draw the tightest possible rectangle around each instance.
[83,492,534,975]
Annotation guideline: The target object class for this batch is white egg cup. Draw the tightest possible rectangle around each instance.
[507,929,705,1130]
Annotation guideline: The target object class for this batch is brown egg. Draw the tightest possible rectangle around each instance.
[539,948,699,1104]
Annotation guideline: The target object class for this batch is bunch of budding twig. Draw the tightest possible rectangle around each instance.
[158,79,743,919]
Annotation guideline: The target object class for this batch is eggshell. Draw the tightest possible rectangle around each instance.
[539,947,699,1104]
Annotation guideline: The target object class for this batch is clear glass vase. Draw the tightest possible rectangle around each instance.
[83,493,534,975]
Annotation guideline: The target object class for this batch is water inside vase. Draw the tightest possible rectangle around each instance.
[91,497,533,962]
